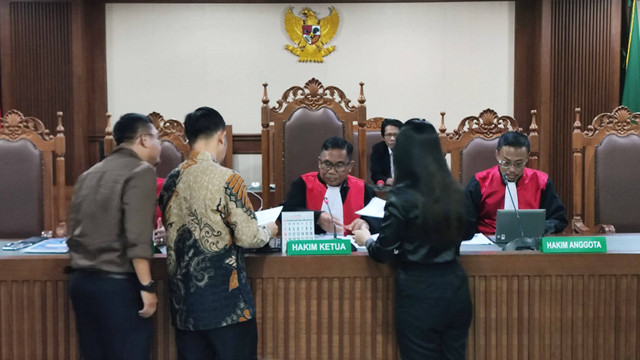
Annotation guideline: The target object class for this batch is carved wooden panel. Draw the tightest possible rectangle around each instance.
[2,253,640,360]
[439,109,540,184]
[0,109,67,236]
[3,1,74,183]
[261,78,366,208]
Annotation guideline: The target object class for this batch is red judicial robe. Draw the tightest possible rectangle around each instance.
[301,172,364,235]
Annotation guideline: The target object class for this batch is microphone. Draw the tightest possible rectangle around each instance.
[502,173,537,251]
[323,197,338,239]
[376,180,385,190]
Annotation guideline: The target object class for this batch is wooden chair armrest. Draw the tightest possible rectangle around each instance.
[572,217,616,235]
[597,224,616,234]
[571,217,590,234]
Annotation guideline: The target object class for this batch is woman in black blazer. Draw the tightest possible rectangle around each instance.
[355,119,474,360]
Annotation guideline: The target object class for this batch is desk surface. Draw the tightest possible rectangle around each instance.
[3,233,640,258]
[2,236,640,360]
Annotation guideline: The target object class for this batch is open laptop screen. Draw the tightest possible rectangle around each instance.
[495,209,546,244]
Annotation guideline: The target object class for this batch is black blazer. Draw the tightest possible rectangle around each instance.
[370,141,391,183]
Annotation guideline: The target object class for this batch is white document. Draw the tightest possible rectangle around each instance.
[23,238,68,253]
[255,206,283,225]
[355,197,386,218]
[463,233,495,245]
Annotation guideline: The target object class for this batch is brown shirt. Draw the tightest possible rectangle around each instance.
[67,146,156,273]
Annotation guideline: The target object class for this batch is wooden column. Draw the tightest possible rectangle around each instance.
[514,0,622,218]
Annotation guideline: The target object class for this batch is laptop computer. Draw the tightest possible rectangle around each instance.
[495,209,546,245]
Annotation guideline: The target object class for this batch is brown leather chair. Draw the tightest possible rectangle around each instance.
[261,78,366,208]
[105,112,234,177]
[353,117,385,184]
[439,109,540,186]
[571,106,640,234]
[0,110,66,237]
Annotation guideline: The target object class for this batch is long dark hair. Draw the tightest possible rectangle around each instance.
[393,119,467,247]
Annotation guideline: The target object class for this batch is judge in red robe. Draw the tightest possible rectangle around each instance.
[465,132,567,235]
[283,137,380,235]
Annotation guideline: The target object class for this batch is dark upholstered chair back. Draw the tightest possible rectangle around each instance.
[261,78,366,208]
[156,140,185,178]
[283,107,345,193]
[594,134,640,232]
[0,140,44,237]
[0,110,66,237]
[572,106,640,234]
[460,138,499,186]
[353,129,383,184]
[440,109,539,184]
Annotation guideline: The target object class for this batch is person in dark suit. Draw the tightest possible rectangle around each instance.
[370,118,403,185]
[355,119,474,360]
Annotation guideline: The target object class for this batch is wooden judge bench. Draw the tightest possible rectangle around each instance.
[1,235,640,360]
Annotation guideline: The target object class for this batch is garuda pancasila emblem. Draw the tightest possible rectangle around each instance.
[284,6,340,63]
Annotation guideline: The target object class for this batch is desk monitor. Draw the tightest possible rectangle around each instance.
[495,209,545,245]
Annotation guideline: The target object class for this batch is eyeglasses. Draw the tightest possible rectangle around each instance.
[498,159,527,169]
[383,133,398,139]
[319,160,351,172]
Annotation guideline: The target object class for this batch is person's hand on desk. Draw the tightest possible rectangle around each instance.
[346,218,369,233]
[386,178,394,186]
[318,212,344,234]
[353,228,371,246]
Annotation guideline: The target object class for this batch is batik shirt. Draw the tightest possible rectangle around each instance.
[159,151,271,330]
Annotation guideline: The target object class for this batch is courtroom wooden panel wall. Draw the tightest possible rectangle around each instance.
[2,254,640,360]
[548,0,621,220]
[468,274,639,360]
[515,0,622,219]
[0,1,75,182]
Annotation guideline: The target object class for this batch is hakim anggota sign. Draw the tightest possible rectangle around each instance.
[541,237,607,253]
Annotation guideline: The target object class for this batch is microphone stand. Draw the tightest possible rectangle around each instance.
[502,173,537,251]
[324,197,338,239]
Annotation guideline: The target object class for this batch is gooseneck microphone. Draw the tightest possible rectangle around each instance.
[503,173,525,240]
[502,173,537,251]
[324,197,338,239]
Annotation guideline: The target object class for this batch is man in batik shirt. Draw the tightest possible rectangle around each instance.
[159,106,277,360]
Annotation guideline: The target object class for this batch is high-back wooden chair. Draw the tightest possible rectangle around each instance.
[572,106,640,234]
[261,78,366,208]
[353,117,385,184]
[105,112,233,177]
[148,112,190,178]
[0,109,66,237]
[439,109,540,186]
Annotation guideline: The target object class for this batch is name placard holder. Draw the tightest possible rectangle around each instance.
[287,239,351,256]
[541,236,607,253]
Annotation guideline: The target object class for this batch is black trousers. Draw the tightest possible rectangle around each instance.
[175,319,258,360]
[68,271,153,360]
[395,260,472,360]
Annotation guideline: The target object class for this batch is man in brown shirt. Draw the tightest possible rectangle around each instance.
[67,113,161,360]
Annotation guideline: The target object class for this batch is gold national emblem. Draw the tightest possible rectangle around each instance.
[284,6,340,63]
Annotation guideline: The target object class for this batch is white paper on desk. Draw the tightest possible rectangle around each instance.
[355,197,386,218]
[255,206,283,225]
[23,238,69,253]
[463,233,494,245]
[350,233,379,252]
